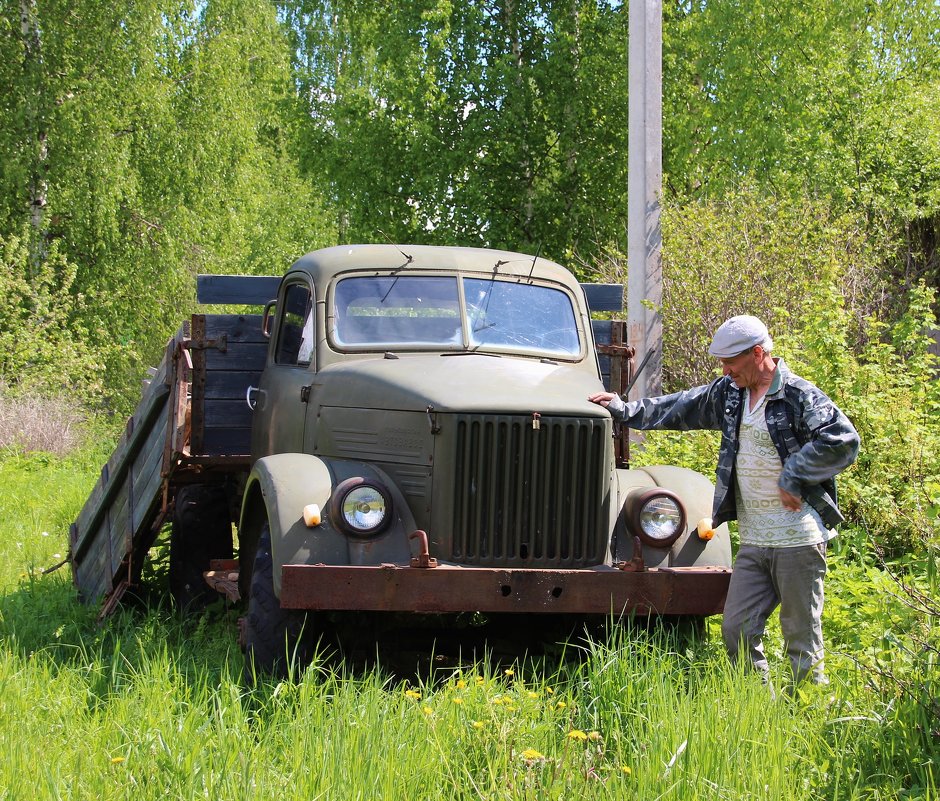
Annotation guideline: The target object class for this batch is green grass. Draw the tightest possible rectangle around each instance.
[0,446,936,800]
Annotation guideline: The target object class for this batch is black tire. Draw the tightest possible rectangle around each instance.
[170,484,234,612]
[243,524,314,683]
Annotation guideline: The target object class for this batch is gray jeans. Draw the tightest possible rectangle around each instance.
[721,542,828,686]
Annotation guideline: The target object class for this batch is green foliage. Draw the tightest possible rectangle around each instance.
[288,0,631,265]
[789,280,940,556]
[624,188,939,556]
[0,229,102,397]
[664,0,940,225]
[0,0,335,412]
[659,187,892,390]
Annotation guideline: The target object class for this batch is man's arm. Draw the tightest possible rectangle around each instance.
[778,388,860,497]
[588,378,729,432]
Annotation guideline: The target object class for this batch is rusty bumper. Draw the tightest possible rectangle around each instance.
[280,564,731,616]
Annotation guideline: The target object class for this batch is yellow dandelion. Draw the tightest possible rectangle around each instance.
[405,689,421,700]
[545,686,554,694]
[456,679,467,689]
[452,697,464,705]
[587,731,602,741]
[527,691,539,699]
[504,668,515,677]
[110,757,126,765]
[567,729,588,741]
[555,701,567,709]
[422,706,433,715]
[472,720,484,729]
[621,766,632,776]
[520,748,544,761]
[505,704,518,712]
[475,676,485,684]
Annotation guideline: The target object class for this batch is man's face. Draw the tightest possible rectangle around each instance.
[719,347,761,389]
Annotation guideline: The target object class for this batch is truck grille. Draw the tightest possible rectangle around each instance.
[451,414,611,566]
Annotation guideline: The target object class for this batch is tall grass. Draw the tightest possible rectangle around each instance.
[0,446,936,800]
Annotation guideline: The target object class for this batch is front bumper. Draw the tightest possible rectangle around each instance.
[280,563,731,616]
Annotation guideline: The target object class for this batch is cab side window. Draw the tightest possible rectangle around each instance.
[275,282,314,366]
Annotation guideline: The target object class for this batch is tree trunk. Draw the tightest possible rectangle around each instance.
[20,0,47,272]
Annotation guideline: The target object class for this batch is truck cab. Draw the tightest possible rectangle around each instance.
[236,245,731,674]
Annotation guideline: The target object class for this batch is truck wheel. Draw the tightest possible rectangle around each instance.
[243,524,314,683]
[170,484,234,612]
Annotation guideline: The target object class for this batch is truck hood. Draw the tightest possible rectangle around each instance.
[312,353,610,417]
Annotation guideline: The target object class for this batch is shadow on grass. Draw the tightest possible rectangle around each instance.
[0,569,243,685]
[0,568,715,697]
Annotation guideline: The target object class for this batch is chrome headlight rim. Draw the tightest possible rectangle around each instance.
[329,476,393,537]
[626,488,687,548]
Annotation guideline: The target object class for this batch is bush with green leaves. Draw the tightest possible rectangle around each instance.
[0,229,103,400]
[628,190,940,557]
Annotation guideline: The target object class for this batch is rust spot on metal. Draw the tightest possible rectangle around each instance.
[409,530,438,568]
[279,563,730,616]
[204,568,240,603]
[617,536,646,572]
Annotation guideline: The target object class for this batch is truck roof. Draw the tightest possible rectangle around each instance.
[287,244,582,289]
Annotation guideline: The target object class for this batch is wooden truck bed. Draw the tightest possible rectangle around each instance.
[69,276,629,614]
[69,313,267,613]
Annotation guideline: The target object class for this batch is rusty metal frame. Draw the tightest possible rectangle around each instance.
[595,320,634,468]
[279,562,730,616]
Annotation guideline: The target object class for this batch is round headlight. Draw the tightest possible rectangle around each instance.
[626,489,686,548]
[330,477,392,536]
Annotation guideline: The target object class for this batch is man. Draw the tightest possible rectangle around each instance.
[589,315,860,687]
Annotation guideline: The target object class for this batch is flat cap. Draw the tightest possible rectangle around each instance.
[708,315,771,358]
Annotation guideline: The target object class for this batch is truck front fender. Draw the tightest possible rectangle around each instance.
[239,453,417,598]
[615,465,732,569]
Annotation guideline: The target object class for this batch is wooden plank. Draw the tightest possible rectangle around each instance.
[204,342,269,372]
[129,410,169,534]
[74,501,111,592]
[75,521,112,602]
[197,274,625,314]
[197,275,280,306]
[108,486,131,578]
[581,283,623,313]
[201,313,266,343]
[71,381,171,563]
[201,427,252,457]
[593,320,614,390]
[200,370,263,400]
[203,398,256,429]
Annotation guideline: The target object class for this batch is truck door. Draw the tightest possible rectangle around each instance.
[251,278,316,459]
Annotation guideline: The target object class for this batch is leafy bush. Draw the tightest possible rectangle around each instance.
[619,190,940,557]
[0,229,103,399]
[786,281,940,556]
[659,187,894,390]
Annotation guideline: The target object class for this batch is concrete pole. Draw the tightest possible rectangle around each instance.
[627,0,663,400]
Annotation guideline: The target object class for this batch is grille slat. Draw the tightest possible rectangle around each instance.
[452,414,611,567]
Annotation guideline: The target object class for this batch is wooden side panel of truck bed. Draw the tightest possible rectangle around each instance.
[70,314,266,610]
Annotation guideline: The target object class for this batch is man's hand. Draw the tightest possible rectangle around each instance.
[588,391,617,406]
[589,391,626,416]
[779,487,802,511]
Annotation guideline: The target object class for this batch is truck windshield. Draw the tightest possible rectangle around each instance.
[332,275,580,357]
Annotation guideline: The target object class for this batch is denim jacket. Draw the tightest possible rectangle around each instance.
[614,358,860,528]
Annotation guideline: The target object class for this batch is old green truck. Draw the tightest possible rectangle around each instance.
[70,244,731,675]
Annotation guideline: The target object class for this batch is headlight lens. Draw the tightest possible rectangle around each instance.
[330,477,392,536]
[625,489,687,548]
[639,496,684,541]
